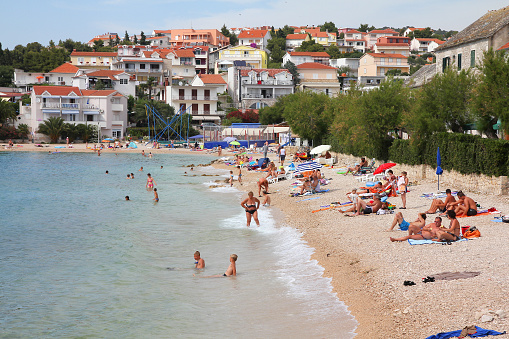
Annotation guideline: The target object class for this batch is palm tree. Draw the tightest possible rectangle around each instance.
[37,117,65,143]
[17,123,29,141]
[77,123,97,142]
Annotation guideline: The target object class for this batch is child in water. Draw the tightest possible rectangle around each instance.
[153,188,159,202]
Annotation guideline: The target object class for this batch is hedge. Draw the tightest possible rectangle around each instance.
[387,133,509,177]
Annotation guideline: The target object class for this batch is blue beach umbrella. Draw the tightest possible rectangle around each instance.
[436,147,443,191]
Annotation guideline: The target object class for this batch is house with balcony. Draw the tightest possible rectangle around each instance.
[19,86,128,141]
[345,39,366,52]
[111,57,164,84]
[166,74,227,124]
[410,38,445,53]
[70,50,117,70]
[166,49,197,81]
[285,34,310,51]
[72,70,135,97]
[435,5,509,74]
[374,36,411,56]
[215,45,268,73]
[329,58,360,77]
[358,53,409,84]
[282,51,330,66]
[227,68,294,109]
[403,27,428,37]
[238,30,272,51]
[151,29,230,49]
[296,63,341,96]
[14,62,80,91]
[364,29,400,49]
[117,45,154,57]
[345,29,366,41]
[87,33,119,47]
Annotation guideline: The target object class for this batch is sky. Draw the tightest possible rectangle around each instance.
[1,0,509,49]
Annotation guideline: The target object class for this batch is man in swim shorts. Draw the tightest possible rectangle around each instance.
[194,251,205,269]
[387,212,426,231]
[445,191,477,216]
[153,188,159,202]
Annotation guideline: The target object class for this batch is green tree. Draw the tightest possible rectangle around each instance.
[220,25,238,46]
[124,31,130,43]
[37,117,65,143]
[93,39,104,50]
[358,24,375,33]
[77,123,98,142]
[280,25,295,37]
[339,32,345,39]
[133,99,174,126]
[282,91,332,144]
[94,80,106,90]
[296,39,324,52]
[259,95,290,125]
[61,123,80,142]
[326,44,341,59]
[283,61,300,85]
[115,35,120,46]
[320,21,338,34]
[408,27,433,39]
[405,67,475,139]
[473,48,509,138]
[270,44,285,64]
[0,65,14,87]
[140,31,147,45]
[16,123,29,141]
[0,100,16,124]
[222,117,243,126]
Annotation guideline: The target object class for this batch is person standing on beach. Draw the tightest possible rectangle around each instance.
[280,147,286,165]
[237,166,242,185]
[397,171,409,209]
[217,146,222,157]
[241,192,260,227]
[194,251,205,269]
[146,173,156,190]
[66,137,69,148]
[262,141,268,159]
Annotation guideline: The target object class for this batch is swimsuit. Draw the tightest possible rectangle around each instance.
[245,204,256,214]
[399,219,410,231]
[223,273,227,277]
[147,178,154,188]
[446,232,460,241]
[363,206,373,214]
[467,208,477,216]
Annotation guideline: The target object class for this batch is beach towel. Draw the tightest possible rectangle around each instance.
[408,238,468,245]
[425,325,505,339]
[457,208,499,218]
[430,271,480,281]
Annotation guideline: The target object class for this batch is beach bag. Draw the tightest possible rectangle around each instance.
[464,227,481,238]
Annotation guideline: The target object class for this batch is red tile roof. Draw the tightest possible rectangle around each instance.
[408,27,427,32]
[346,39,365,42]
[416,38,445,44]
[376,43,410,47]
[366,53,408,59]
[297,63,336,70]
[71,51,117,57]
[369,29,399,34]
[81,90,117,96]
[239,68,291,77]
[286,34,308,40]
[238,30,269,39]
[312,32,330,38]
[289,51,330,57]
[122,59,163,63]
[84,70,125,80]
[50,63,80,74]
[172,49,196,58]
[198,74,226,84]
[33,86,82,96]
[303,28,321,34]
[346,29,363,34]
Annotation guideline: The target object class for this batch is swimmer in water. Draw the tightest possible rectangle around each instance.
[105,170,109,174]
[131,173,134,179]
[125,196,130,201]
[146,173,156,190]
[240,191,260,227]
[153,188,159,202]
[139,166,143,171]
[127,174,131,179]
[194,251,205,269]
[197,254,237,277]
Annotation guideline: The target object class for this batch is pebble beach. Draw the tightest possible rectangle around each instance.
[3,142,509,338]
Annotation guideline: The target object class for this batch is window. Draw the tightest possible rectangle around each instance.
[327,73,332,79]
[78,57,84,64]
[458,53,462,70]
[68,114,77,121]
[397,58,401,65]
[112,130,122,138]
[150,64,159,70]
[140,64,146,69]
[104,58,110,64]
[244,51,250,56]
[442,57,450,72]
[91,57,97,63]
[380,58,385,65]
[58,76,64,82]
[120,79,128,85]
[389,58,393,63]
[364,68,367,74]
[470,50,476,68]
[313,73,318,79]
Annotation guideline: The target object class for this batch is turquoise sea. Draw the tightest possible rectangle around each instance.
[0,151,356,338]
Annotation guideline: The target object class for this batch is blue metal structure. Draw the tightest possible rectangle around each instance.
[145,104,191,142]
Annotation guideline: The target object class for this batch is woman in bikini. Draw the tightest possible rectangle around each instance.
[146,173,156,190]
[240,191,260,227]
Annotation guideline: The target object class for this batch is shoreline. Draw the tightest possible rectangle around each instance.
[4,144,509,338]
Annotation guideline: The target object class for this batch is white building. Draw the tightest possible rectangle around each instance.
[237,30,272,51]
[72,70,136,97]
[166,74,227,124]
[282,51,330,66]
[410,38,445,53]
[329,58,360,77]
[18,86,128,141]
[227,68,294,109]
[14,63,80,92]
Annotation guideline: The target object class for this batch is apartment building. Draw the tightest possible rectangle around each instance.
[70,50,117,70]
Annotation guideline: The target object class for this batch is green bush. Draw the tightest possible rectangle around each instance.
[387,133,509,177]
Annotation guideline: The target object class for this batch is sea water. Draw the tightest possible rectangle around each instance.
[0,151,356,338]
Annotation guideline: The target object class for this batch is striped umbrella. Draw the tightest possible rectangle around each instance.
[296,161,322,172]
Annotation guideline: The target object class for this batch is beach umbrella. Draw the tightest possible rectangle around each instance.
[230,141,240,146]
[310,144,331,155]
[296,161,322,172]
[223,137,237,143]
[373,162,396,175]
[436,147,443,191]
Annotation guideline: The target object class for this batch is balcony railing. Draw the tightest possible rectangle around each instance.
[373,61,409,66]
[242,79,293,86]
[180,61,194,65]
[124,67,162,73]
[190,110,219,115]
[176,95,218,101]
[241,93,289,99]
[41,102,80,109]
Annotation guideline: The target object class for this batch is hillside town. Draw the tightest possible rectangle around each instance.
[1,5,509,143]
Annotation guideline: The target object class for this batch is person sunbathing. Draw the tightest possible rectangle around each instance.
[390,217,442,242]
[434,210,461,242]
[425,189,456,214]
[355,194,383,216]
[442,191,477,216]
[387,212,426,231]
[299,178,313,195]
[346,157,368,174]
